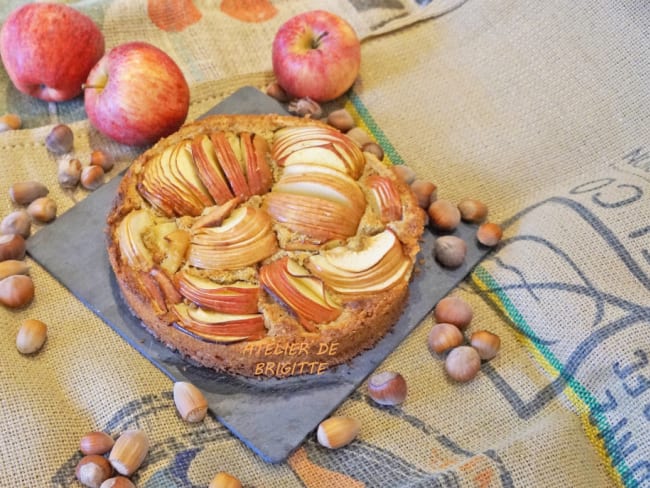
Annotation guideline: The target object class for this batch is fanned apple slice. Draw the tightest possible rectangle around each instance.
[367,175,403,223]
[173,142,214,208]
[177,271,260,314]
[241,132,273,195]
[140,142,212,217]
[159,143,209,216]
[191,134,235,204]
[211,131,250,197]
[117,209,155,270]
[307,230,412,294]
[272,126,365,179]
[323,230,397,272]
[264,192,358,243]
[173,303,265,342]
[138,153,180,216]
[274,172,366,211]
[188,206,278,270]
[260,257,341,330]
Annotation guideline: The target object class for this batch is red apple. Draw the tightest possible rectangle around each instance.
[0,3,104,102]
[272,10,361,102]
[83,42,190,146]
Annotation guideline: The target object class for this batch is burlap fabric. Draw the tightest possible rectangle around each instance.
[1,1,648,486]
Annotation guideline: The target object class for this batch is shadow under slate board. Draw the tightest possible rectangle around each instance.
[26,86,489,463]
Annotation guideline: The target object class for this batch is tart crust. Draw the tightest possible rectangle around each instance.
[106,114,425,378]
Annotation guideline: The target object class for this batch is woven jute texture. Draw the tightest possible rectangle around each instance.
[1,1,649,487]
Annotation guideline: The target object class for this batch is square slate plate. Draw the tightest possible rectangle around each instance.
[27,86,489,463]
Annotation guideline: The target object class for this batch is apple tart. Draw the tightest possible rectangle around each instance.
[106,114,425,377]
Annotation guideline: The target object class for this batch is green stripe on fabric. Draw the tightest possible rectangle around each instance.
[473,265,633,487]
[347,90,405,166]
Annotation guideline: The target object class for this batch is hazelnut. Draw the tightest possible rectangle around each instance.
[27,197,57,223]
[16,319,47,354]
[445,346,481,382]
[209,472,243,488]
[0,234,26,261]
[9,180,49,205]
[410,180,437,209]
[58,158,83,188]
[173,381,208,423]
[100,477,136,488]
[392,165,416,184]
[362,142,384,161]
[80,431,115,456]
[90,149,114,172]
[458,198,488,223]
[0,259,29,280]
[316,416,360,449]
[327,109,355,132]
[108,429,149,476]
[265,81,289,102]
[0,113,22,132]
[470,330,501,360]
[288,97,322,118]
[76,455,113,488]
[81,165,105,191]
[434,296,473,330]
[428,323,464,354]
[45,124,74,154]
[0,274,35,308]
[428,199,461,232]
[434,235,467,268]
[345,127,373,148]
[367,371,407,406]
[477,222,503,247]
[1,210,31,238]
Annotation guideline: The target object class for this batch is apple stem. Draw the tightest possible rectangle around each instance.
[312,31,329,49]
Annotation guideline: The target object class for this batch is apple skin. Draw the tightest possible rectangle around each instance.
[0,3,104,102]
[272,10,361,102]
[84,42,190,146]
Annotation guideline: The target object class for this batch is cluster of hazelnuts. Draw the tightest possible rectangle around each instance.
[45,123,114,191]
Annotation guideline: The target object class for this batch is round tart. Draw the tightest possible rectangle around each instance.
[106,114,425,378]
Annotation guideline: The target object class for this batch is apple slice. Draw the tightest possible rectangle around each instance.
[173,303,265,342]
[150,267,182,305]
[140,142,212,217]
[211,131,250,197]
[274,171,366,212]
[172,141,214,208]
[159,143,209,216]
[191,134,235,204]
[160,228,191,275]
[323,230,397,272]
[177,271,260,314]
[260,257,341,330]
[191,196,241,230]
[138,153,179,216]
[307,230,412,293]
[241,132,273,195]
[264,192,358,243]
[188,206,278,270]
[367,175,403,223]
[137,270,167,314]
[272,126,365,179]
[117,209,154,270]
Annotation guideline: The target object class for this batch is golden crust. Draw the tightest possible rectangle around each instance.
[106,114,425,378]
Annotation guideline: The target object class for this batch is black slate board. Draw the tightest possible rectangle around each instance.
[26,86,489,463]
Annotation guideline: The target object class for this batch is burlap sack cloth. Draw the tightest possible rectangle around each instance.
[1,1,648,486]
